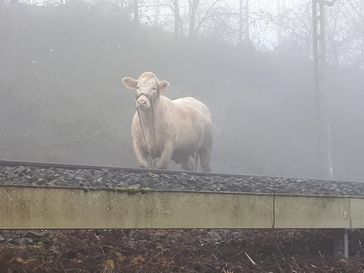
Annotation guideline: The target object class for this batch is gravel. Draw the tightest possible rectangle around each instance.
[0,164,364,197]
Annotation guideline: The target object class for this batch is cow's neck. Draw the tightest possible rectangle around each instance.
[138,109,156,128]
[137,96,163,129]
[137,105,162,135]
[138,105,162,158]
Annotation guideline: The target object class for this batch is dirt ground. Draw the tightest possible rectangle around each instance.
[1,229,364,273]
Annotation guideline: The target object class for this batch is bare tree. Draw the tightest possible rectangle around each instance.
[188,0,200,38]
[171,0,182,37]
[153,0,161,25]
[239,0,250,43]
[194,0,222,35]
[133,0,140,25]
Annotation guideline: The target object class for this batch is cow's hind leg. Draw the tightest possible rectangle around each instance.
[193,152,200,171]
[180,156,195,171]
[199,148,211,172]
[199,125,213,172]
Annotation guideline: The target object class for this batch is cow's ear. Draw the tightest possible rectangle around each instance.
[159,80,170,92]
[122,77,138,90]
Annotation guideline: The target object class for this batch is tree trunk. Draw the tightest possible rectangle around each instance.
[188,0,199,38]
[172,0,181,37]
[238,0,249,43]
[133,0,140,25]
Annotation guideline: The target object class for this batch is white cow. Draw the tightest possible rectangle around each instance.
[122,72,213,172]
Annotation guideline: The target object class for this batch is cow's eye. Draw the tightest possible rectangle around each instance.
[153,87,157,91]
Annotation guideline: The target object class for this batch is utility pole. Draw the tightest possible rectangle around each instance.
[312,0,336,179]
[245,0,250,42]
[313,3,347,258]
[239,0,242,43]
[276,0,286,43]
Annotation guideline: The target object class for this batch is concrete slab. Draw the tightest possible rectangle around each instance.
[274,195,351,228]
[0,186,274,229]
[2,186,364,229]
[350,198,364,228]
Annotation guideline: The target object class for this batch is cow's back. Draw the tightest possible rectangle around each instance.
[172,97,211,120]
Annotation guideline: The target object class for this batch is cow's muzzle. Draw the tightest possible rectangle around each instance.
[136,93,154,111]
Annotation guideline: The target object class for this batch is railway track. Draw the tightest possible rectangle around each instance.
[1,159,364,197]
[1,159,363,257]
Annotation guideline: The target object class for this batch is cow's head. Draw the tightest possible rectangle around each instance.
[122,72,170,111]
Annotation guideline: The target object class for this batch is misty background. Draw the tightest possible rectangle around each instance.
[0,0,363,181]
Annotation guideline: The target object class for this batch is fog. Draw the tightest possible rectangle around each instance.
[0,0,364,181]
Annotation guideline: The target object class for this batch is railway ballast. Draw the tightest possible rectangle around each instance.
[0,160,363,197]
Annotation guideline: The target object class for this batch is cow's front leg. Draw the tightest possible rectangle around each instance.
[133,139,148,168]
[155,142,173,169]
